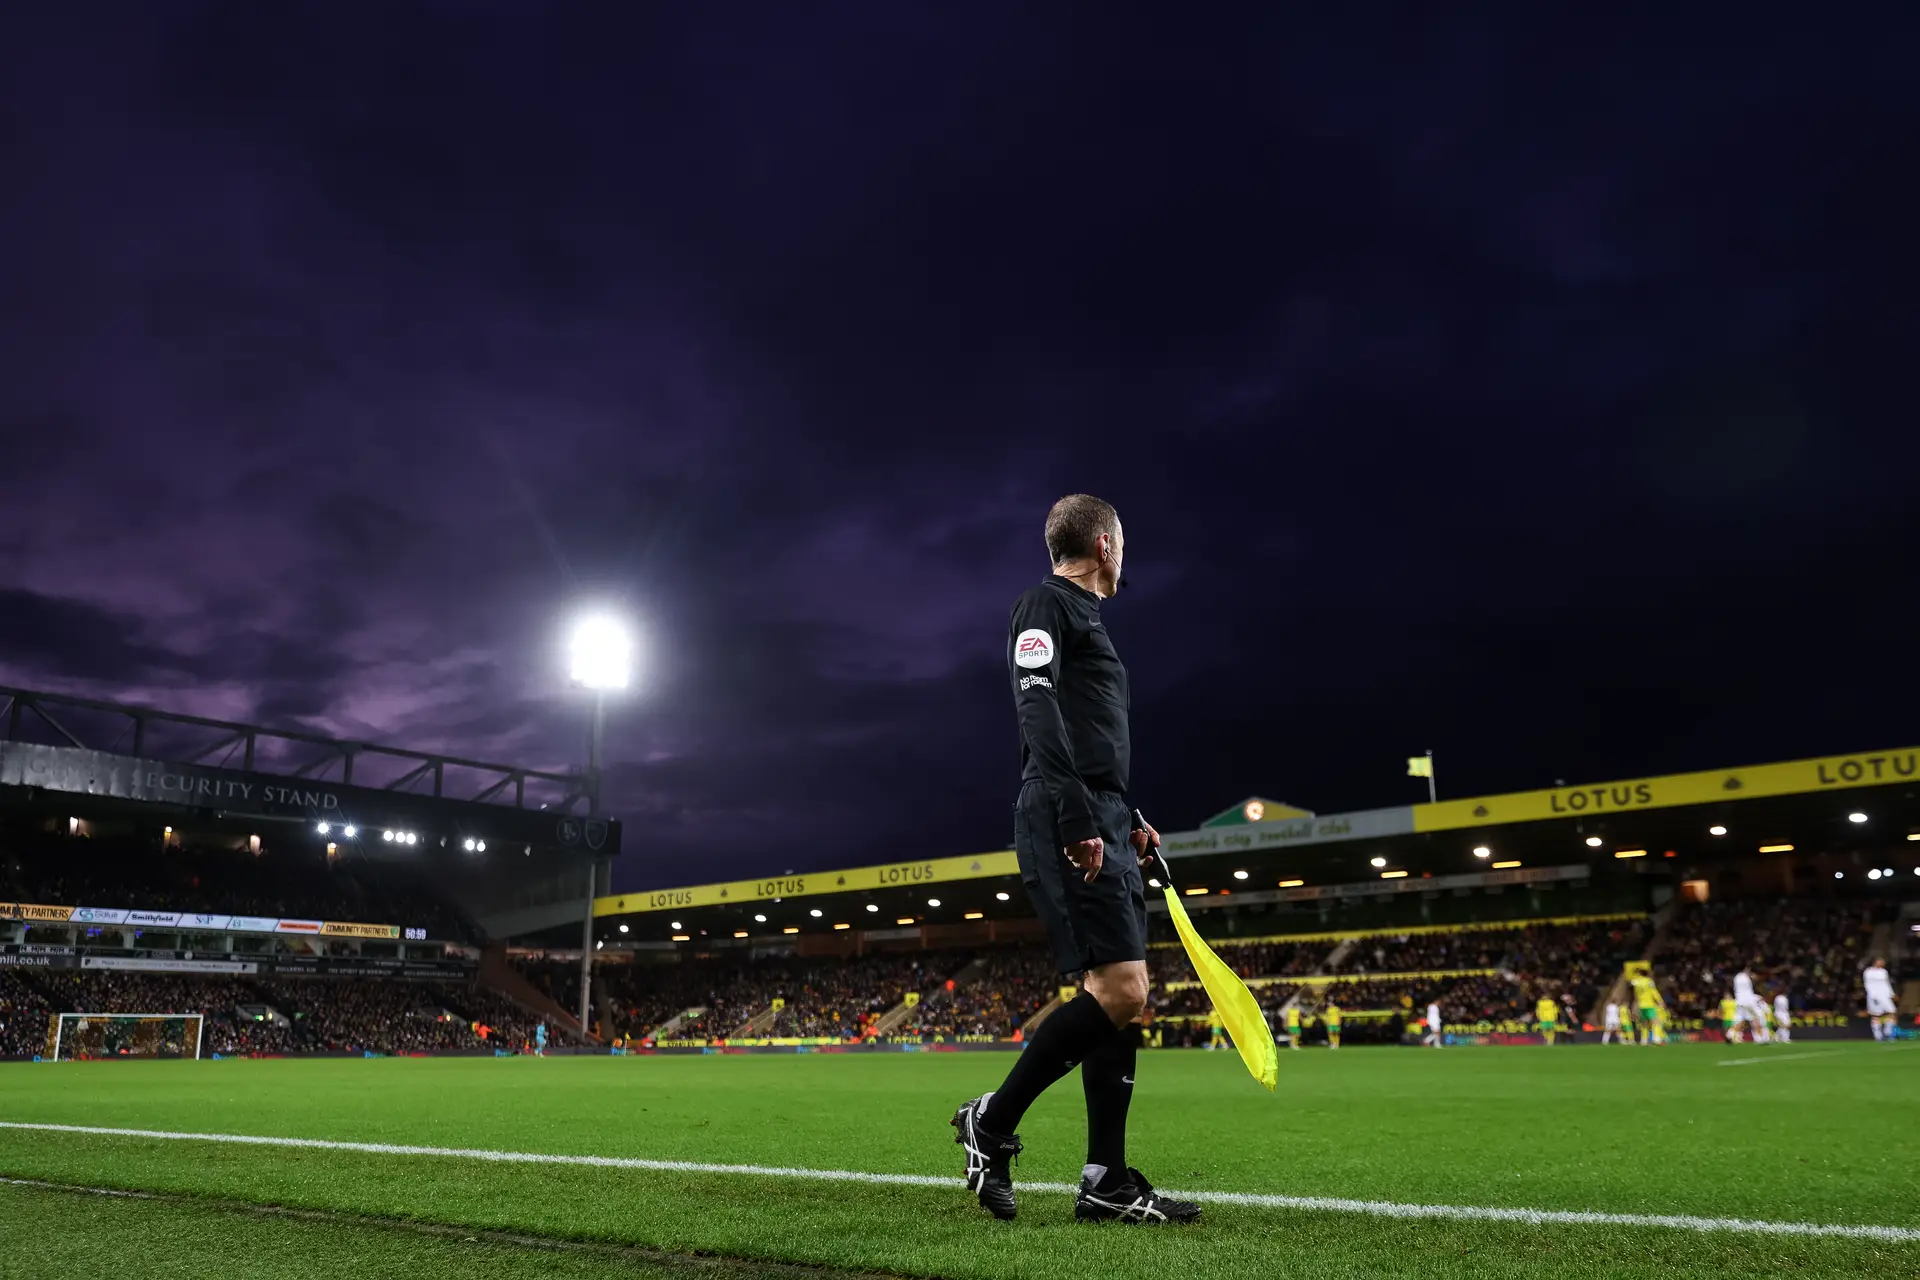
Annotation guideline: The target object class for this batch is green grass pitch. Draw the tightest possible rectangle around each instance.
[1,1045,1915,1278]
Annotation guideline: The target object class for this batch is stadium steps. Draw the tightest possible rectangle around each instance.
[646,1006,705,1040]
[730,1005,781,1039]
[1019,991,1067,1035]
[871,958,982,1036]
[1319,936,1360,972]
[1589,896,1681,1025]
[1865,917,1895,959]
[477,945,595,1043]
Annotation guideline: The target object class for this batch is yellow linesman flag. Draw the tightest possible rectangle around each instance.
[1407,755,1433,778]
[1162,886,1279,1091]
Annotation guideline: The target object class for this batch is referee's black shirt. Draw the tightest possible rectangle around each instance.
[1008,575,1130,846]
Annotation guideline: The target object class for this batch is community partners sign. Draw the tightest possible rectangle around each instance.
[0,741,622,857]
[0,743,343,810]
[1161,807,1411,859]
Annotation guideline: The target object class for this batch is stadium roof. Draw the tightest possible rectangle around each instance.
[588,743,1920,947]
[0,684,619,859]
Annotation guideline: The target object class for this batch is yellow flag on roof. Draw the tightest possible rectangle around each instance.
[1407,755,1434,778]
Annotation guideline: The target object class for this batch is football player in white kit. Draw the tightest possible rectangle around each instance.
[1424,1000,1443,1047]
[1602,1001,1623,1044]
[1733,967,1770,1044]
[1863,958,1896,1041]
[1772,990,1791,1045]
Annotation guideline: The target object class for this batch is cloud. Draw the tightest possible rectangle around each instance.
[4,8,1919,895]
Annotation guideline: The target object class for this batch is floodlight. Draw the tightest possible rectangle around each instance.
[927,898,941,908]
[809,908,823,918]
[475,840,485,852]
[1370,856,1386,868]
[342,826,357,839]
[1585,836,1603,848]
[1472,846,1491,858]
[569,613,634,691]
[1709,826,1727,836]
[1233,870,1249,880]
[865,903,880,912]
[753,914,767,923]
[619,923,630,933]
[994,892,1010,901]
[317,823,330,836]
[1849,812,1868,824]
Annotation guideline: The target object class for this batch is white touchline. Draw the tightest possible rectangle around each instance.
[1717,1051,1848,1068]
[2,1121,1917,1243]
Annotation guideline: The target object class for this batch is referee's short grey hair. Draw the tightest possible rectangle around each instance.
[1044,494,1119,565]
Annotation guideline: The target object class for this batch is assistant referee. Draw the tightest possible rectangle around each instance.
[951,494,1201,1226]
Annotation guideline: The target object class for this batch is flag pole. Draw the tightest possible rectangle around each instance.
[1425,749,1436,804]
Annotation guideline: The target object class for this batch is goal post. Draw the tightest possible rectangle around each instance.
[46,1013,205,1061]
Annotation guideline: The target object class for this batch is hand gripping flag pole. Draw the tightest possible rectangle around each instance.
[1132,808,1278,1091]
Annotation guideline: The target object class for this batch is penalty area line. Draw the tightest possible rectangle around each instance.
[3,1120,1918,1243]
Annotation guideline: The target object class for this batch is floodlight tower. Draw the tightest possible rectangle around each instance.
[568,611,634,1035]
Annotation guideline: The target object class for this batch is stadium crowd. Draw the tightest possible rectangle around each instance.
[0,969,55,1058]
[552,917,1661,1046]
[578,950,984,1041]
[9,895,1893,1057]
[0,966,544,1057]
[916,948,1061,1038]
[1654,899,1886,1019]
[1149,937,1324,985]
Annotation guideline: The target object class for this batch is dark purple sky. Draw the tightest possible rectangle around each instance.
[4,8,1917,892]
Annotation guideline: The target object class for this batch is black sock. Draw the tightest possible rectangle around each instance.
[981,992,1118,1133]
[1081,1022,1137,1188]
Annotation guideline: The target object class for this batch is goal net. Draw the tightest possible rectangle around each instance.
[46,1013,205,1061]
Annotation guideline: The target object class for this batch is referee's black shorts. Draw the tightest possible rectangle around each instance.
[1013,780,1148,977]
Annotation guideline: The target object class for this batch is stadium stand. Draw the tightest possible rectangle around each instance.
[579,951,983,1041]
[918,948,1060,1038]
[1149,937,1324,985]
[0,967,547,1058]
[536,914,1662,1048]
[3,886,1889,1059]
[0,969,55,1059]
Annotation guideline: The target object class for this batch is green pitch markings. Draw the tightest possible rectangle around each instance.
[2,1045,1915,1278]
